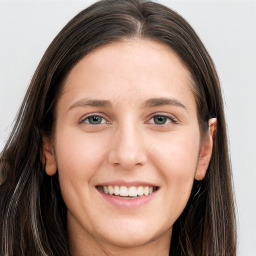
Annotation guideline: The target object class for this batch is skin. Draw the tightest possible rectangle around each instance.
[43,39,216,256]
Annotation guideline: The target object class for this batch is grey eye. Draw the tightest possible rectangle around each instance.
[86,116,103,124]
[153,115,168,125]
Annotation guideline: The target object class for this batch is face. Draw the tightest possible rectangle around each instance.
[43,39,215,255]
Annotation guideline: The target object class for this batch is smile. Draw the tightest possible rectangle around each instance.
[97,185,158,198]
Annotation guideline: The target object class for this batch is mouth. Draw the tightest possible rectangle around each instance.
[96,185,159,198]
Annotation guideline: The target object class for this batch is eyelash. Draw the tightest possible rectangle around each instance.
[79,113,178,126]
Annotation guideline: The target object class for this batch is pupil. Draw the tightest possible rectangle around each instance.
[89,116,102,124]
[154,116,166,124]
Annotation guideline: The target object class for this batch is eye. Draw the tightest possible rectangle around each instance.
[148,114,178,125]
[81,115,107,125]
[153,115,168,125]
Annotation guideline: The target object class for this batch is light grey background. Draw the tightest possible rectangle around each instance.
[0,0,255,255]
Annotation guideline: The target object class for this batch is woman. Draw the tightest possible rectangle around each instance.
[0,0,236,255]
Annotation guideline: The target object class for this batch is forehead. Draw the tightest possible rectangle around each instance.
[60,39,196,110]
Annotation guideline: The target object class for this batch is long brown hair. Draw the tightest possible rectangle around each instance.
[0,0,236,255]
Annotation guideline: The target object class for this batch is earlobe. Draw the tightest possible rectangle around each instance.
[195,118,217,181]
[42,136,57,176]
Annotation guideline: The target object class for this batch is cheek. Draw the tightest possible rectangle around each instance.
[150,130,200,195]
[53,129,111,206]
[55,130,108,177]
[150,132,200,222]
[53,129,111,217]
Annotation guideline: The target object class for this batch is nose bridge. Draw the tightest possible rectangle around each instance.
[108,118,147,169]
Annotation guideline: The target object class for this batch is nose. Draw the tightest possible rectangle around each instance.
[108,123,147,170]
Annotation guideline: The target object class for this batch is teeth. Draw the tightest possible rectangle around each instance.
[99,185,156,197]
[137,186,144,196]
[103,186,108,194]
[108,185,114,195]
[144,186,149,196]
[128,186,137,197]
[120,186,129,196]
[114,186,120,195]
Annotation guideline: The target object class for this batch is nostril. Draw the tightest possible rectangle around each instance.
[108,149,147,170]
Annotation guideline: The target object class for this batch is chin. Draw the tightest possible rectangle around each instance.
[102,232,156,248]
[95,219,172,249]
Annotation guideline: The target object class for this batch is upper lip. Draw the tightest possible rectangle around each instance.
[96,180,158,187]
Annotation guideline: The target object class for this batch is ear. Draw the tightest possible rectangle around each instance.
[195,118,217,181]
[42,136,57,176]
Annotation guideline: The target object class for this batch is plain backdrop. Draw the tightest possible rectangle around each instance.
[0,0,255,255]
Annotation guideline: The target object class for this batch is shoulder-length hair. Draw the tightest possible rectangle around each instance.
[0,0,236,255]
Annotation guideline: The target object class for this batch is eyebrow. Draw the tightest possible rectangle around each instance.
[69,99,112,110]
[143,97,187,110]
[68,97,187,111]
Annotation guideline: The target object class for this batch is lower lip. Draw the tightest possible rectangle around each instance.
[97,188,158,208]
